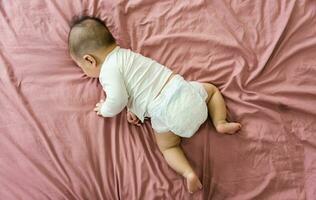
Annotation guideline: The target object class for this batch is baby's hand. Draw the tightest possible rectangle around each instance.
[127,111,141,126]
[94,99,104,116]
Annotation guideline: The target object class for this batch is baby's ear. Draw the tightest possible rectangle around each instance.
[83,54,97,67]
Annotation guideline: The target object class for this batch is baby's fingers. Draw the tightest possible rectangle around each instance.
[127,116,133,123]
[94,107,102,115]
[134,119,141,126]
[131,114,138,121]
[98,99,104,105]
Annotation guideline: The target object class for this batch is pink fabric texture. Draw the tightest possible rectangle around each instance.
[1,0,316,199]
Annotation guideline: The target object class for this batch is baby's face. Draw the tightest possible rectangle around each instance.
[71,54,101,78]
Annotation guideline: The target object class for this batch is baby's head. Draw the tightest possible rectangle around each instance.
[68,16,116,77]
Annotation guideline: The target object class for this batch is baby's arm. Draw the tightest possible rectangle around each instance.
[97,64,129,117]
[95,104,141,126]
[126,111,141,126]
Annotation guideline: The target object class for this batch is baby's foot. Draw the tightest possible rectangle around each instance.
[184,172,202,194]
[216,122,241,134]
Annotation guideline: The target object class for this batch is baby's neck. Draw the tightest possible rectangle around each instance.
[99,43,118,61]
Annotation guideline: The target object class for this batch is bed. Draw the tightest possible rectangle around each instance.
[1,0,316,199]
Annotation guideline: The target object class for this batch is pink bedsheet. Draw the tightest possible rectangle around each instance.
[1,0,316,199]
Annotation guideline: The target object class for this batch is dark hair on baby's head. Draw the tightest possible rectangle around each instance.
[68,15,115,58]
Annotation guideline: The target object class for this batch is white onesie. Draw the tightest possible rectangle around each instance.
[99,46,173,122]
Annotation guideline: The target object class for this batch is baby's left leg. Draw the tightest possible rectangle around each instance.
[155,131,202,193]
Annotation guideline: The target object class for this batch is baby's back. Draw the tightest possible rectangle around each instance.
[100,47,173,121]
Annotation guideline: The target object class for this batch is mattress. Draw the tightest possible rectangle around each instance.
[1,0,316,199]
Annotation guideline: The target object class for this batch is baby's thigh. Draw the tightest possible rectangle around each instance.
[154,131,181,151]
[201,83,217,103]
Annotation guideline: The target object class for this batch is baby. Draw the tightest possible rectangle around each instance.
[68,16,241,193]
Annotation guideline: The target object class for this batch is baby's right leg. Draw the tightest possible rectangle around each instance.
[154,131,202,193]
[203,83,241,134]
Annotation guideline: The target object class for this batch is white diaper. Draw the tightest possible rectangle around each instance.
[147,75,208,138]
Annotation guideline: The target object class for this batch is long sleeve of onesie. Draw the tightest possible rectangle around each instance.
[98,46,173,121]
[99,62,129,117]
